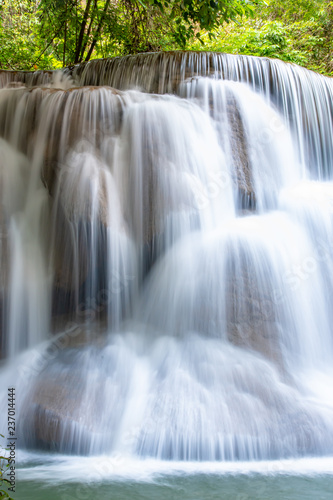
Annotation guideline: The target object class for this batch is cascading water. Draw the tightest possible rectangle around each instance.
[1,52,333,465]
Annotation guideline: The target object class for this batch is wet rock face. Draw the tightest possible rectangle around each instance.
[0,70,54,89]
[226,96,256,212]
[20,347,103,453]
[20,340,131,454]
[225,266,282,366]
[27,373,85,452]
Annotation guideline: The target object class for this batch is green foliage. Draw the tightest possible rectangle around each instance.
[0,0,60,70]
[1,0,332,74]
[0,435,14,500]
[0,0,258,69]
[165,0,258,47]
[189,0,333,75]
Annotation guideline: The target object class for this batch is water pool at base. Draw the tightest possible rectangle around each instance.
[15,456,333,500]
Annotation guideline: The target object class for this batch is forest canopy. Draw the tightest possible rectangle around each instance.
[0,0,332,75]
[190,0,333,75]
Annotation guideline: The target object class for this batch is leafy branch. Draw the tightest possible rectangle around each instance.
[0,435,14,500]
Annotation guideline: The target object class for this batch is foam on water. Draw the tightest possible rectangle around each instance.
[16,452,333,483]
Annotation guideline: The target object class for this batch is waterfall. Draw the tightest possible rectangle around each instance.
[1,52,333,461]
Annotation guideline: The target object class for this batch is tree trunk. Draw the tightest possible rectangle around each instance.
[74,0,93,64]
[85,0,111,62]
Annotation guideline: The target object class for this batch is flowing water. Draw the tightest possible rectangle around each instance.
[1,52,333,497]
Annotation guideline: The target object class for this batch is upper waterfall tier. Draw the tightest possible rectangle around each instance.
[2,52,333,178]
